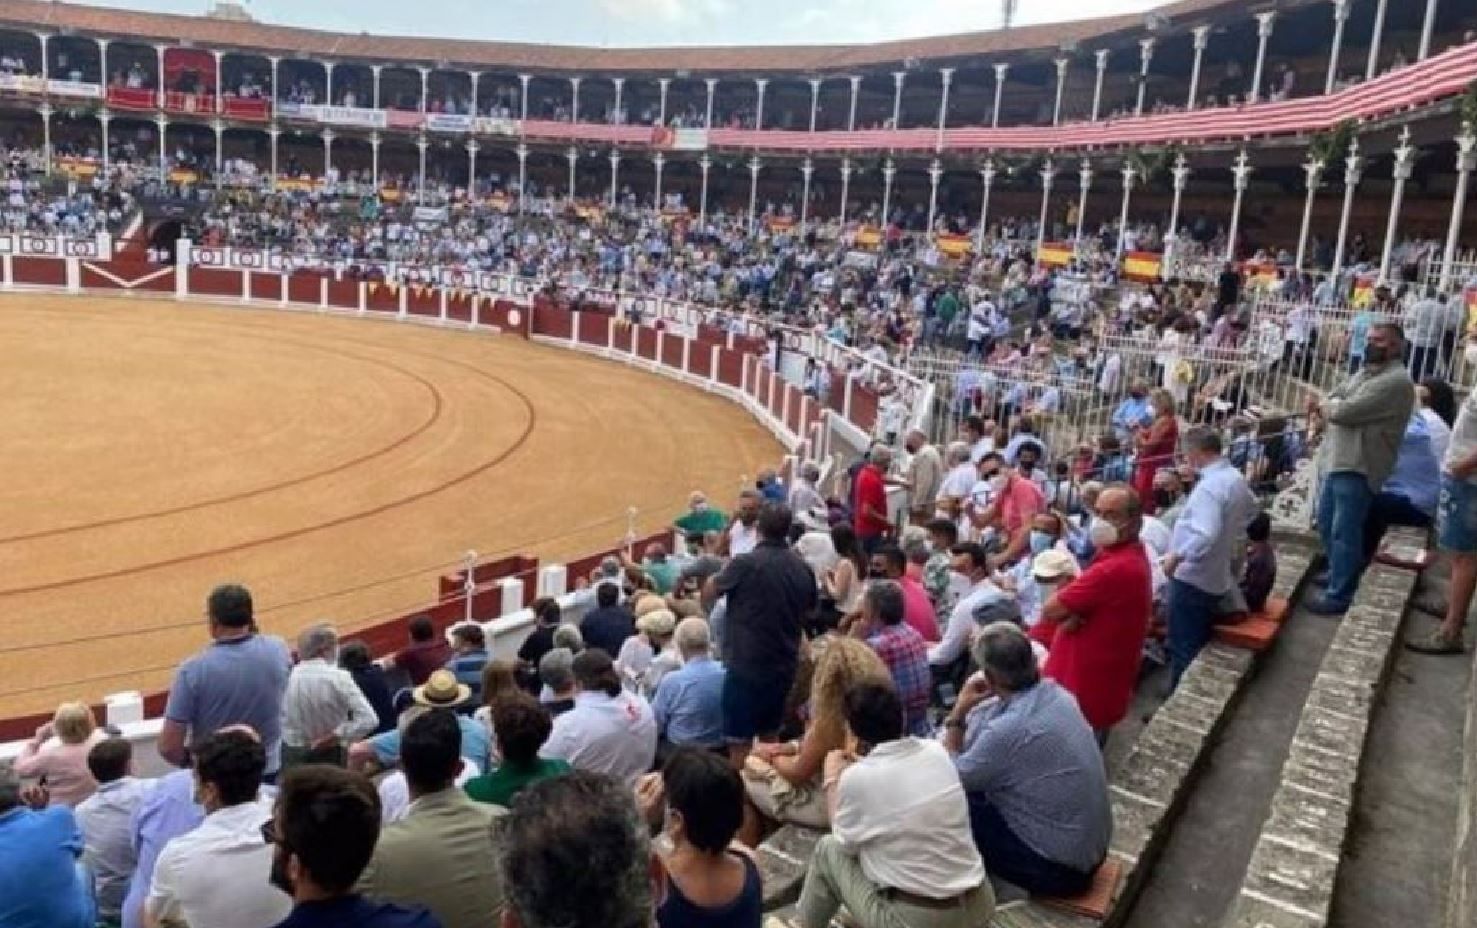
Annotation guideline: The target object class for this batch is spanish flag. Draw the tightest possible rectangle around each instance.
[767,216,795,232]
[936,232,972,259]
[1037,242,1073,268]
[854,226,883,248]
[1121,251,1161,281]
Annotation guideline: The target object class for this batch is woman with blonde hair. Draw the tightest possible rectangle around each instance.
[739,637,891,843]
[13,701,107,806]
[1134,388,1180,515]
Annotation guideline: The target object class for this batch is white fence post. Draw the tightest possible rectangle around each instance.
[174,237,192,299]
[498,577,525,616]
[538,564,569,598]
[572,311,581,345]
[357,280,367,314]
[319,276,328,309]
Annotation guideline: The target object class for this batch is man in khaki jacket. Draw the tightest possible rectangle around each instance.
[358,709,506,928]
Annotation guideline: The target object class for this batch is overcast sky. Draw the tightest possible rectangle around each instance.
[75,0,1166,47]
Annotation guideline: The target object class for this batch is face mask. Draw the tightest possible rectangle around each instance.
[1364,345,1388,365]
[990,473,1008,493]
[692,501,709,512]
[1089,518,1120,548]
[1154,489,1175,509]
[1030,530,1054,555]
[269,844,295,897]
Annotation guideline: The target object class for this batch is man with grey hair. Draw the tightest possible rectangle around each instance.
[941,622,1109,898]
[851,578,932,737]
[281,623,378,769]
[538,647,579,716]
[0,764,94,927]
[936,440,978,521]
[497,771,658,928]
[902,428,944,520]
[651,617,726,751]
[788,461,826,518]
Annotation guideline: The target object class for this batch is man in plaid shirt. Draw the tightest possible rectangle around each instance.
[850,580,933,736]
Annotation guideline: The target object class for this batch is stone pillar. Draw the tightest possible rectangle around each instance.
[608,149,620,207]
[39,103,52,176]
[518,74,530,121]
[1074,159,1093,242]
[653,152,665,209]
[100,111,111,173]
[1164,154,1191,277]
[1115,163,1137,258]
[155,44,166,108]
[1378,127,1415,284]
[657,78,670,127]
[1366,0,1389,81]
[935,67,953,151]
[838,156,852,225]
[704,78,717,129]
[212,120,224,184]
[38,32,49,82]
[569,76,581,123]
[890,70,905,128]
[612,77,624,123]
[416,135,428,201]
[418,67,429,113]
[808,78,821,133]
[213,50,224,114]
[754,77,768,132]
[1036,158,1056,254]
[847,75,860,132]
[800,157,814,231]
[322,128,333,179]
[1332,137,1363,275]
[566,145,577,201]
[470,71,481,115]
[1439,125,1477,291]
[515,143,528,213]
[926,158,943,233]
[975,160,996,253]
[155,114,168,178]
[991,63,1009,128]
[1187,26,1210,110]
[1052,57,1068,126]
[369,132,380,187]
[747,155,761,231]
[467,139,479,194]
[881,157,896,226]
[269,126,280,190]
[1091,49,1109,122]
[1250,12,1276,104]
[1135,37,1154,117]
[699,154,711,226]
[1295,153,1326,271]
[325,60,335,106]
[1226,149,1253,262]
[371,64,382,109]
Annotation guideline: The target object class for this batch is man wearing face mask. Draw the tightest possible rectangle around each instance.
[928,542,1005,672]
[1162,429,1258,687]
[1032,485,1153,742]
[1111,381,1154,444]
[1306,322,1416,615]
[970,453,1046,572]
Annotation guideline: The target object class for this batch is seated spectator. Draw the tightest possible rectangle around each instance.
[542,649,658,786]
[282,623,378,769]
[74,738,152,924]
[627,542,678,594]
[372,706,482,824]
[871,542,939,641]
[538,647,580,715]
[0,764,94,928]
[515,597,563,691]
[1363,411,1441,564]
[633,748,761,928]
[267,765,441,927]
[928,542,1005,672]
[943,624,1110,897]
[12,701,107,807]
[465,693,571,807]
[121,760,206,928]
[444,624,490,706]
[352,671,490,774]
[359,711,506,928]
[1241,511,1277,614]
[617,608,678,695]
[553,623,585,654]
[848,580,932,737]
[742,637,890,836]
[795,683,994,928]
[497,771,661,928]
[651,617,727,752]
[146,728,292,928]
[339,640,398,734]
[582,582,636,656]
[470,659,520,742]
[385,616,453,687]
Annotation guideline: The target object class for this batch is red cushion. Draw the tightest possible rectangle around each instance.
[1037,856,1123,919]
[1214,616,1280,652]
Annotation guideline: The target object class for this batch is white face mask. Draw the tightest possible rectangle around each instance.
[990,473,1009,494]
[1089,518,1119,548]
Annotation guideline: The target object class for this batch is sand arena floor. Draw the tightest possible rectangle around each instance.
[0,293,782,720]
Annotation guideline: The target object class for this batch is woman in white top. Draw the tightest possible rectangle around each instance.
[824,523,869,617]
[1418,377,1456,464]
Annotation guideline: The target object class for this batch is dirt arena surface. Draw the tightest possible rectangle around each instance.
[0,293,782,720]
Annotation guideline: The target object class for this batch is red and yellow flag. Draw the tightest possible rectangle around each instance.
[1121,251,1162,281]
[1037,242,1073,268]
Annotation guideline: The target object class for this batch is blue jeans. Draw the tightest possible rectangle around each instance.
[1168,578,1221,689]
[1318,471,1375,608]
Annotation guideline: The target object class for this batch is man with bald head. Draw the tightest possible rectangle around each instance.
[1033,484,1153,742]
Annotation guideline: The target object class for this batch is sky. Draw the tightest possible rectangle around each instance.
[72,0,1167,48]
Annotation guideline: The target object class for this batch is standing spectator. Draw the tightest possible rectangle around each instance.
[0,765,94,928]
[157,584,292,776]
[74,739,151,924]
[1164,429,1258,684]
[902,429,944,521]
[788,462,826,518]
[724,489,762,556]
[853,445,894,554]
[1408,386,1477,654]
[339,640,398,734]
[581,582,636,656]
[465,693,570,807]
[266,765,442,928]
[674,490,728,537]
[385,616,454,687]
[1215,261,1241,317]
[795,683,993,928]
[12,701,107,807]
[1406,287,1447,380]
[651,617,728,752]
[145,729,292,928]
[358,711,506,928]
[1308,323,1415,614]
[1035,484,1154,737]
[942,624,1110,898]
[281,623,378,769]
[515,597,563,692]
[850,580,933,737]
[444,624,490,705]
[1133,389,1180,516]
[541,649,658,786]
[704,502,818,764]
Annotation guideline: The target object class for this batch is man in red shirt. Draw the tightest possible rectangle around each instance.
[853,445,893,555]
[384,615,453,686]
[870,543,940,642]
[1032,485,1153,742]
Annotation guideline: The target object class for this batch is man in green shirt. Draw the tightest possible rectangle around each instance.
[625,542,678,594]
[465,693,570,808]
[673,490,727,536]
[935,288,960,340]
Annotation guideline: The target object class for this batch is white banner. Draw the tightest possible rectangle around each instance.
[0,233,107,258]
[49,79,104,99]
[670,128,709,151]
[0,74,47,94]
[276,102,387,129]
[425,113,474,133]
[412,205,449,223]
[473,116,521,137]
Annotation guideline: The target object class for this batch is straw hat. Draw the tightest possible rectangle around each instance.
[412,669,471,710]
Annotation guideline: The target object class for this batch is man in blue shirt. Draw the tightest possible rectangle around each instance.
[1111,381,1153,443]
[651,617,727,751]
[0,766,95,928]
[444,624,490,708]
[580,582,635,657]
[1362,412,1440,564]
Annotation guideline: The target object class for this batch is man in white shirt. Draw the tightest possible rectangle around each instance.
[796,682,994,928]
[75,739,154,923]
[281,623,378,768]
[929,543,1006,670]
[145,729,291,928]
[725,489,762,556]
[541,650,657,787]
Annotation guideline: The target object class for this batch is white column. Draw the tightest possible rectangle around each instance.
[516,143,528,213]
[847,75,860,132]
[754,78,768,131]
[1332,137,1363,275]
[155,44,166,108]
[100,111,111,173]
[322,128,333,178]
[890,71,905,128]
[1226,149,1252,262]
[653,152,665,209]
[370,132,380,187]
[1419,0,1442,61]
[1295,153,1326,271]
[325,60,335,106]
[213,50,224,114]
[1378,127,1415,284]
[1074,160,1093,242]
[1135,38,1154,116]
[699,154,711,226]
[1249,12,1276,104]
[612,77,624,123]
[1115,163,1137,258]
[98,38,109,90]
[608,149,620,207]
[881,157,896,225]
[156,115,167,177]
[1163,154,1190,276]
[704,78,717,129]
[269,55,280,105]
[1187,26,1210,110]
[38,33,49,82]
[269,126,279,190]
[416,135,427,201]
[566,145,578,201]
[1366,0,1389,80]
[212,120,223,183]
[569,76,581,122]
[991,63,1009,128]
[467,139,479,193]
[746,156,761,231]
[418,67,429,113]
[371,64,382,109]
[1326,0,1350,95]
[975,160,996,253]
[1052,57,1068,126]
[39,104,51,176]
[808,78,821,133]
[838,157,852,225]
[926,158,943,233]
[935,68,953,151]
[800,157,814,231]
[658,78,670,126]
[470,72,481,115]
[1091,50,1108,123]
[1036,158,1056,254]
[1439,126,1477,291]
[518,74,530,121]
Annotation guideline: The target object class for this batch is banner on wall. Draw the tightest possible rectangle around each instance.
[935,232,972,259]
[651,127,708,151]
[0,74,46,94]
[1036,242,1073,268]
[474,116,521,137]
[425,113,474,133]
[48,79,103,99]
[1121,251,1162,281]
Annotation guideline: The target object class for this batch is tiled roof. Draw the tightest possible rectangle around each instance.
[0,0,1250,76]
